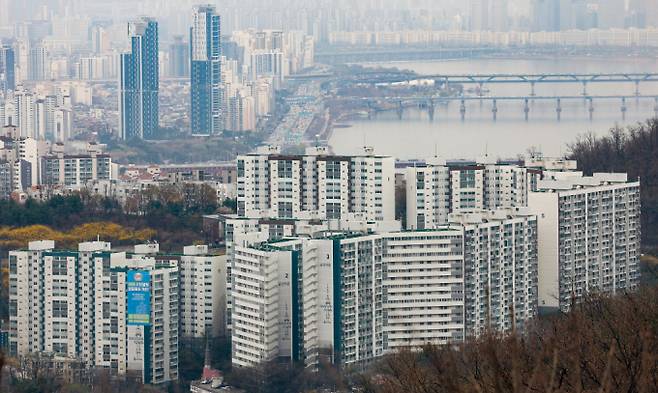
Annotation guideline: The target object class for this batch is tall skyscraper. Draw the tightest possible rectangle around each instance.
[532,0,561,31]
[27,46,48,81]
[119,17,159,140]
[190,5,222,136]
[0,45,15,91]
[469,0,490,31]
[168,35,189,78]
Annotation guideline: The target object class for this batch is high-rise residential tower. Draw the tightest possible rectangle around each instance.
[0,45,15,92]
[119,17,159,140]
[190,5,222,136]
[529,173,641,312]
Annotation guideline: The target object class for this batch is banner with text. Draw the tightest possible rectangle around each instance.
[127,270,151,326]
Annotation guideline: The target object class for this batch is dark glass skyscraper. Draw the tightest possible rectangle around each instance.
[0,45,15,92]
[119,17,159,140]
[190,5,222,136]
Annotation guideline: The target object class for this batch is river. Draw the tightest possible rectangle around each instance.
[328,56,658,160]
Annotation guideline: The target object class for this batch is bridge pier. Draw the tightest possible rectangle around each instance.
[588,98,594,121]
[635,81,640,97]
[396,101,403,120]
[492,99,498,121]
[556,98,562,121]
[582,81,588,97]
[428,99,435,121]
[621,97,627,121]
[524,98,530,121]
[530,81,536,97]
[478,82,484,98]
[460,99,466,121]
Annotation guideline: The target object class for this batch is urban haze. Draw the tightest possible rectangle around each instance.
[0,1,657,393]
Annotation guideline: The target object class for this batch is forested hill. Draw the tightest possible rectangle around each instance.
[568,119,658,248]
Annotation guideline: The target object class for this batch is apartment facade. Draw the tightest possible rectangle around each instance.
[228,208,537,369]
[454,210,538,335]
[40,145,112,189]
[237,146,395,223]
[179,245,227,338]
[529,173,641,312]
[405,158,534,230]
[230,233,385,369]
[230,242,301,368]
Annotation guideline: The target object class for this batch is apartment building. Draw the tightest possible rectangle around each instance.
[8,241,225,384]
[382,229,466,350]
[229,208,537,369]
[8,241,178,384]
[405,157,534,230]
[230,233,385,369]
[383,208,537,349]
[179,245,227,338]
[528,173,641,312]
[40,143,112,189]
[230,240,303,368]
[453,210,538,335]
[237,146,395,223]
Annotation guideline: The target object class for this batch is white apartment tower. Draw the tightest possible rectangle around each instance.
[454,210,538,335]
[231,242,301,368]
[529,173,641,312]
[179,245,227,338]
[382,230,466,350]
[382,209,538,349]
[9,241,180,385]
[406,158,534,230]
[230,233,385,369]
[237,146,395,223]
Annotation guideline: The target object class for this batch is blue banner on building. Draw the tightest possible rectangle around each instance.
[127,270,151,326]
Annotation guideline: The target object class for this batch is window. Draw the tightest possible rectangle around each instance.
[9,256,17,274]
[278,202,293,218]
[277,160,293,178]
[237,160,244,177]
[53,343,68,354]
[52,258,67,275]
[327,203,341,219]
[53,300,68,318]
[326,161,341,180]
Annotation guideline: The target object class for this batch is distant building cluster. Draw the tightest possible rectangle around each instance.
[0,124,240,207]
[0,84,74,143]
[118,8,314,139]
[0,125,113,199]
[86,162,238,208]
[0,4,315,141]
[329,28,658,47]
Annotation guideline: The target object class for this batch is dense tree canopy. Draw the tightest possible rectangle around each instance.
[0,184,222,250]
[568,119,658,248]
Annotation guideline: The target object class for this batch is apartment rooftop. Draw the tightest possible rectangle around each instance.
[23,240,220,256]
[244,145,392,159]
[535,172,635,192]
[448,208,536,225]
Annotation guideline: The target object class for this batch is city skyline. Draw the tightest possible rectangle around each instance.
[0,0,656,392]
